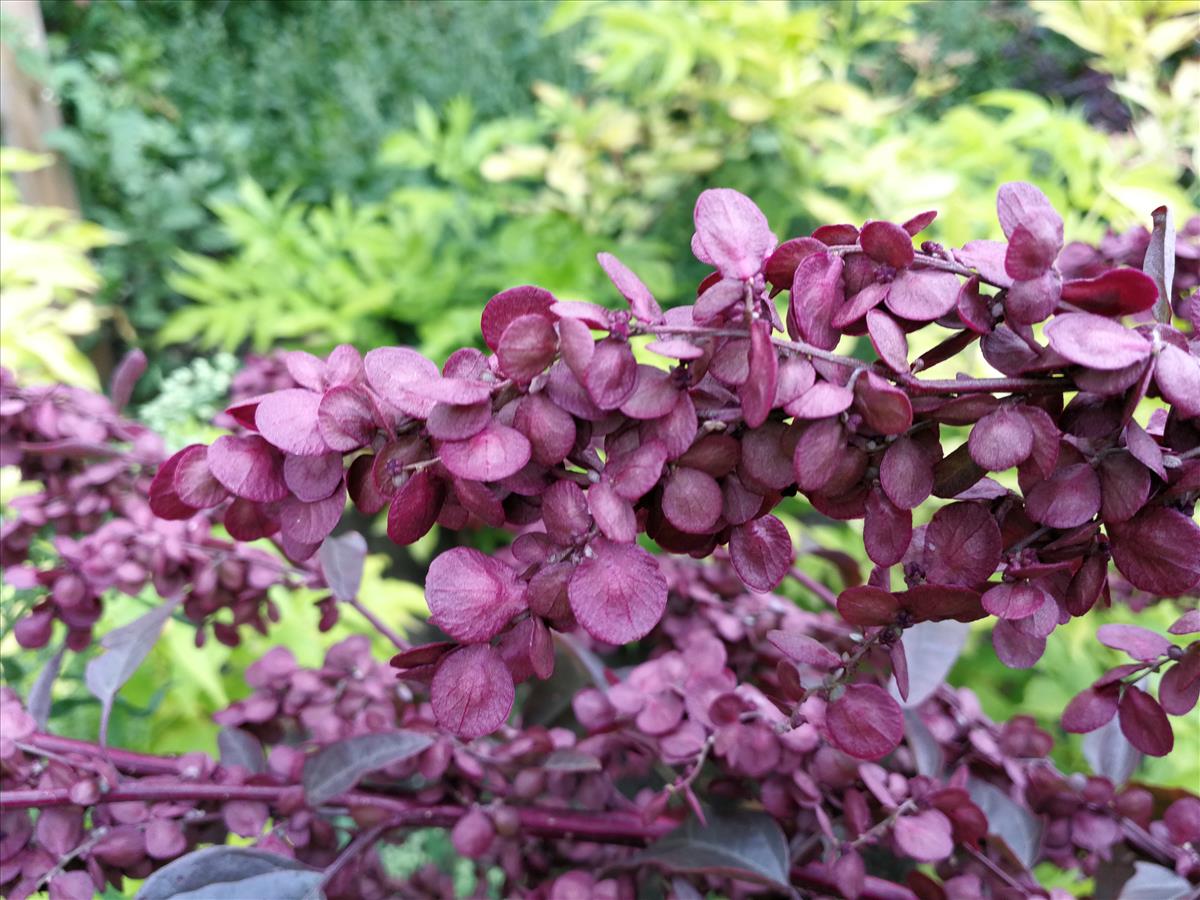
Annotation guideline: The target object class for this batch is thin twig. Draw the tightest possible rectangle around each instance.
[348,597,409,651]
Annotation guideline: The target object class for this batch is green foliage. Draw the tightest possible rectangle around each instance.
[27,0,584,332]
[0,148,111,389]
[134,351,239,450]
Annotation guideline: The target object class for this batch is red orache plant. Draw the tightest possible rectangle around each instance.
[2,182,1198,899]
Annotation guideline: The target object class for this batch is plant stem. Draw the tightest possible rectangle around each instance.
[347,596,409,651]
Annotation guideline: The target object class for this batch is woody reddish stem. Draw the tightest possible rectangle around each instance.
[0,779,678,845]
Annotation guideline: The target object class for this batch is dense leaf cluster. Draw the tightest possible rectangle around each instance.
[2,184,1198,898]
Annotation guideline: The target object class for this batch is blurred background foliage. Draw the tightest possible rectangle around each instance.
[1,0,1198,824]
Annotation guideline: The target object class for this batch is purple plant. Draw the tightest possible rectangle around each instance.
[2,182,1198,897]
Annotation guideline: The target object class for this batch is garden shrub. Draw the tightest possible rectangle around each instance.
[1,182,1198,898]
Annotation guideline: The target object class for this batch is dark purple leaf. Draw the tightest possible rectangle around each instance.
[827,684,904,761]
[729,515,792,592]
[1061,269,1158,316]
[787,252,843,350]
[279,484,345,545]
[109,348,147,412]
[1154,343,1200,418]
[853,371,913,435]
[764,237,825,294]
[1004,269,1062,324]
[786,381,853,419]
[739,319,777,428]
[135,847,321,900]
[1118,687,1173,757]
[981,581,1049,620]
[837,585,899,627]
[647,338,705,360]
[620,366,680,420]
[1044,312,1152,371]
[588,481,637,543]
[1025,463,1101,529]
[634,809,789,890]
[431,644,515,738]
[662,467,722,535]
[481,285,555,351]
[880,436,935,510]
[1062,685,1120,733]
[992,617,1046,668]
[606,440,669,501]
[303,731,434,805]
[568,540,667,644]
[1169,610,1200,635]
[968,407,1033,471]
[1159,657,1200,716]
[694,277,745,322]
[148,448,201,520]
[1098,451,1151,523]
[860,220,915,268]
[317,531,367,602]
[923,502,1002,586]
[425,547,526,643]
[866,309,908,372]
[1109,506,1200,596]
[863,486,911,567]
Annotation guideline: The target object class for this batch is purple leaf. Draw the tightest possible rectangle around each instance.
[606,440,669,501]
[893,810,954,863]
[1098,452,1151,524]
[763,237,825,294]
[860,220,915,268]
[694,189,775,281]
[364,347,441,418]
[832,281,889,329]
[317,386,378,452]
[923,502,1002,587]
[738,319,776,428]
[647,338,705,360]
[317,532,368,602]
[481,285,555,351]
[883,270,960,322]
[766,630,841,669]
[427,399,492,441]
[852,371,912,435]
[1169,609,1200,635]
[1061,269,1158,317]
[1005,269,1062,325]
[224,498,279,542]
[863,486,911,567]
[787,252,843,351]
[425,547,527,643]
[1145,206,1175,324]
[514,393,576,467]
[86,597,182,746]
[981,581,1048,620]
[865,309,908,372]
[968,407,1033,471]
[109,348,147,412]
[282,452,343,502]
[431,644,515,738]
[1025,463,1101,529]
[879,436,935,510]
[207,435,288,503]
[837,586,899,627]
[992,618,1046,669]
[1005,223,1059,279]
[1096,624,1172,662]
[255,389,329,456]
[387,469,446,546]
[173,445,228,509]
[597,252,662,322]
[1044,312,1152,371]
[1118,687,1173,757]
[542,479,591,541]
[635,809,789,890]
[585,339,638,410]
[438,422,531,482]
[279,484,345,545]
[954,240,1012,288]
[1154,343,1200,418]
[891,620,969,707]
[662,466,722,535]
[588,481,637,543]
[827,684,904,761]
[620,366,681,420]
[283,350,326,389]
[1062,685,1120,733]
[302,731,434,805]
[497,314,558,383]
[568,540,667,644]
[1159,656,1200,716]
[1108,507,1200,596]
[135,847,322,900]
[786,381,853,419]
[729,515,792,592]
[996,182,1063,246]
